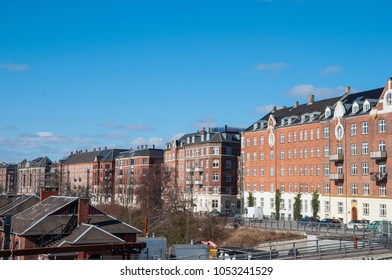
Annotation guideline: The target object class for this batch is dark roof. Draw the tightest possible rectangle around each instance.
[11,196,78,235]
[63,149,127,164]
[10,196,141,236]
[18,157,52,168]
[0,195,40,217]
[57,223,125,245]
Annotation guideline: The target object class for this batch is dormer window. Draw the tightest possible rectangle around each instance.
[386,92,392,106]
[352,103,359,114]
[325,107,331,118]
[363,100,370,112]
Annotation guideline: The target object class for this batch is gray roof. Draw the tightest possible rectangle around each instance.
[18,157,52,168]
[63,149,127,164]
[0,195,40,217]
[57,223,125,246]
[10,196,141,236]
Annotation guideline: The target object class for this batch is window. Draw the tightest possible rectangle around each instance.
[269,150,274,160]
[350,123,357,136]
[324,127,330,139]
[294,166,297,176]
[260,136,265,146]
[338,202,343,214]
[253,167,257,176]
[316,165,321,176]
[362,162,369,175]
[379,141,386,152]
[212,200,218,208]
[324,183,330,194]
[253,136,257,146]
[246,138,250,146]
[338,184,343,195]
[288,166,291,176]
[323,146,329,157]
[299,148,303,159]
[293,148,297,159]
[310,129,314,140]
[270,183,274,193]
[325,201,330,213]
[253,152,257,161]
[387,92,392,105]
[226,147,232,155]
[259,167,265,176]
[304,148,308,158]
[212,173,219,181]
[213,147,219,155]
[304,130,308,141]
[226,160,232,169]
[246,153,250,162]
[280,133,285,144]
[316,146,320,158]
[260,197,264,207]
[245,168,249,177]
[362,183,369,195]
[351,163,358,175]
[259,151,264,161]
[324,164,329,176]
[310,165,314,176]
[362,142,368,155]
[269,167,274,176]
[280,166,285,176]
[316,128,320,139]
[363,203,369,216]
[380,204,387,217]
[350,144,357,155]
[270,198,275,209]
[260,183,265,193]
[293,131,297,142]
[288,149,292,159]
[310,147,314,158]
[378,120,386,132]
[379,184,386,196]
[280,149,285,160]
[213,159,219,168]
[299,130,303,141]
[351,184,358,195]
[225,173,232,182]
[288,132,292,142]
[337,144,343,155]
[361,122,368,134]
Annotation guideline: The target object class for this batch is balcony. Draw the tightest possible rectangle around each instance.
[370,151,387,160]
[194,167,203,172]
[330,173,344,181]
[370,172,388,182]
[329,154,344,162]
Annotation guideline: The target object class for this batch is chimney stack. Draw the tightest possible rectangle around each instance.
[294,101,299,108]
[345,86,351,94]
[308,94,315,105]
[272,106,277,112]
[78,198,90,225]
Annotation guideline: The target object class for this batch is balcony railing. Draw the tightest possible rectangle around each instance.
[330,173,344,180]
[370,151,387,160]
[370,172,388,182]
[329,154,344,162]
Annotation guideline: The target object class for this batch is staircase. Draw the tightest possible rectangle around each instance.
[38,215,78,247]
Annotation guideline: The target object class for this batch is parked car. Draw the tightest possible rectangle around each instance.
[209,209,220,217]
[319,218,341,228]
[299,216,320,226]
[219,209,236,217]
[346,219,369,230]
[367,220,392,235]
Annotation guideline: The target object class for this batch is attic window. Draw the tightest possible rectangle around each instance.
[325,108,331,118]
[387,92,392,106]
[363,101,370,112]
[352,103,359,114]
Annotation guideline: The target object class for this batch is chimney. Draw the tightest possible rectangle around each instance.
[71,151,73,155]
[93,148,96,152]
[224,124,228,132]
[85,149,88,153]
[152,145,155,149]
[272,106,277,112]
[104,146,107,150]
[98,147,101,151]
[308,94,314,105]
[40,188,58,201]
[294,101,299,108]
[282,106,287,109]
[345,86,351,94]
[78,198,90,225]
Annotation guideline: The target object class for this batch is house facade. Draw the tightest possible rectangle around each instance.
[242,78,392,224]
[164,126,242,212]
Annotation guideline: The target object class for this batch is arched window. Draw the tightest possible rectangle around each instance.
[387,92,392,105]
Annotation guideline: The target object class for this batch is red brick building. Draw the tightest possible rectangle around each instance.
[164,126,242,212]
[114,145,164,207]
[0,162,17,194]
[16,157,53,195]
[242,78,392,224]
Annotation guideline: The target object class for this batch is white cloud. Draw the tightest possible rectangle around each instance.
[192,116,217,130]
[288,84,345,98]
[256,62,289,72]
[0,63,29,72]
[254,105,275,115]
[129,137,165,148]
[321,65,343,76]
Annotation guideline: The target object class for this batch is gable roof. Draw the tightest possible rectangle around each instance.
[0,195,40,217]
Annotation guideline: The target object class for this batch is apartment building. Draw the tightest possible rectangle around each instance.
[60,148,127,204]
[164,126,242,212]
[242,77,392,224]
[114,145,164,207]
[0,162,17,194]
[16,157,53,195]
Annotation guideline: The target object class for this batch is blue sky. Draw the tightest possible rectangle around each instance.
[1,0,391,163]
